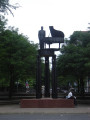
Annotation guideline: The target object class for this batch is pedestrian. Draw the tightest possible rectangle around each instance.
[26,81,29,93]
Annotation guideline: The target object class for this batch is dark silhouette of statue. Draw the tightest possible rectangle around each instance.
[38,26,46,49]
[36,26,65,99]
[49,26,64,38]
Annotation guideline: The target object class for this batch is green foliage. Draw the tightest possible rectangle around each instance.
[70,31,90,47]
[57,31,90,92]
[0,18,38,89]
[0,15,7,32]
[0,0,19,16]
[57,75,76,88]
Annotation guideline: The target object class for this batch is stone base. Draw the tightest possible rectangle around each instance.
[20,98,74,108]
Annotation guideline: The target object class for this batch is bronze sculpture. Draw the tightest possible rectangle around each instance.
[36,26,64,98]
[38,26,46,49]
[49,26,64,38]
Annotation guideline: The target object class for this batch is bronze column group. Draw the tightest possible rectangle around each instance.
[36,53,57,99]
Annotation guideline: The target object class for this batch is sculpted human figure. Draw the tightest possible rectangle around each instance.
[38,26,46,49]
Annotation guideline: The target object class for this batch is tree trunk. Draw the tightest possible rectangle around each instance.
[77,79,80,93]
[9,65,14,99]
[80,76,84,96]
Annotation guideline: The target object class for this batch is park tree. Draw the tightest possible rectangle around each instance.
[0,18,38,98]
[0,15,7,32]
[57,31,90,95]
[0,0,19,16]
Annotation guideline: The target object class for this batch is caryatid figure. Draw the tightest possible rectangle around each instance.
[38,26,46,49]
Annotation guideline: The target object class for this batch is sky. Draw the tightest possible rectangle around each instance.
[5,0,90,44]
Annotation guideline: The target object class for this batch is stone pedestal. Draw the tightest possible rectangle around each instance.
[20,98,74,108]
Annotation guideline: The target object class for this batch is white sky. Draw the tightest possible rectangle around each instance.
[5,0,90,44]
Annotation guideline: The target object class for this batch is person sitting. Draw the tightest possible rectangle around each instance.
[66,88,77,105]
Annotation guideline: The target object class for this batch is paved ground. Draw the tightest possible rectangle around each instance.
[0,104,90,114]
[0,113,90,120]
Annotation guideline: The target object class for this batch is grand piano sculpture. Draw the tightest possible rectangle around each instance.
[36,26,64,99]
[39,26,64,56]
[44,26,64,49]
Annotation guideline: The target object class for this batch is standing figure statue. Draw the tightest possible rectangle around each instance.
[38,26,46,49]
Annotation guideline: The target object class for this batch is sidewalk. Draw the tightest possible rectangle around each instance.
[0,104,90,114]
